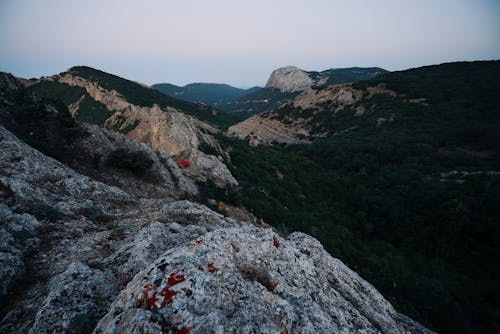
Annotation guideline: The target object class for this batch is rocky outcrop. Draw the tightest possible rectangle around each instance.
[54,73,237,188]
[75,123,198,198]
[265,66,313,93]
[0,124,432,333]
[227,115,310,146]
[95,227,432,334]
[0,72,25,91]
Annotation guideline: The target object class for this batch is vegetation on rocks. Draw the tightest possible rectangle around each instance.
[107,148,154,174]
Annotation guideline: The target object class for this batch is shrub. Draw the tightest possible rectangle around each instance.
[107,149,154,173]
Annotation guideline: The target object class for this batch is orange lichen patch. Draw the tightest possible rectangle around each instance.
[273,235,281,248]
[207,263,217,273]
[167,272,186,286]
[195,238,202,244]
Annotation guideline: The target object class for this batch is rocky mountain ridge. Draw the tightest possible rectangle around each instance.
[32,69,237,187]
[0,85,432,333]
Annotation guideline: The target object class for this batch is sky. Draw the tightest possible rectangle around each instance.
[1,0,499,87]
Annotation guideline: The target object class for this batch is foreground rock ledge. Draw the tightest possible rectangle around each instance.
[94,227,433,334]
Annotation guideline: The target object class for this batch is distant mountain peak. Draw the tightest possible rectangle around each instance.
[265,66,388,93]
[265,66,312,93]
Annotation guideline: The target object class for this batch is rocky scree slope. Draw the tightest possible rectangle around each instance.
[29,67,237,188]
[0,93,431,333]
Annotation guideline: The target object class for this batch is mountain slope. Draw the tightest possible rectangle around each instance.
[27,66,238,187]
[210,60,500,333]
[152,82,261,106]
[0,88,431,333]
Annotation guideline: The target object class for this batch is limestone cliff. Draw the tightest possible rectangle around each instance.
[265,66,313,93]
[53,73,237,187]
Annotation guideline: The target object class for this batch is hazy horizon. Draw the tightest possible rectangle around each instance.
[1,0,499,87]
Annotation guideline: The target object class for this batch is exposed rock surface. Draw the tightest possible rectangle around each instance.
[74,123,198,198]
[227,115,310,146]
[265,66,313,93]
[95,227,432,334]
[53,73,237,187]
[0,72,25,91]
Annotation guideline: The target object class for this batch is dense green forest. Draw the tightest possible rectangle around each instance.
[200,61,500,333]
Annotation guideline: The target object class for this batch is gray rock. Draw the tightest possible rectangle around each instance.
[0,204,40,301]
[266,66,313,93]
[94,227,433,334]
[29,262,111,334]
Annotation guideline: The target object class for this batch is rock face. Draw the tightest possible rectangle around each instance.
[0,123,433,333]
[227,115,310,146]
[265,66,313,93]
[53,73,237,188]
[0,72,25,91]
[94,227,432,334]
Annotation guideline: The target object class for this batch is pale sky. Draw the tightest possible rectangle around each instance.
[1,0,499,87]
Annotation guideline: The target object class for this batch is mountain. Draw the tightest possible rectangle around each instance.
[217,61,500,333]
[217,66,387,117]
[265,66,388,93]
[0,77,432,333]
[27,66,238,187]
[152,82,261,106]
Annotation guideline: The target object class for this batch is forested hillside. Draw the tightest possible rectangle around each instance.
[201,61,500,333]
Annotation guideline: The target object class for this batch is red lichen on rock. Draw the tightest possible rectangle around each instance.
[136,284,159,310]
[273,235,281,248]
[167,272,186,286]
[137,272,188,310]
[159,286,178,307]
[195,238,202,244]
[207,262,217,273]
[177,327,192,334]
